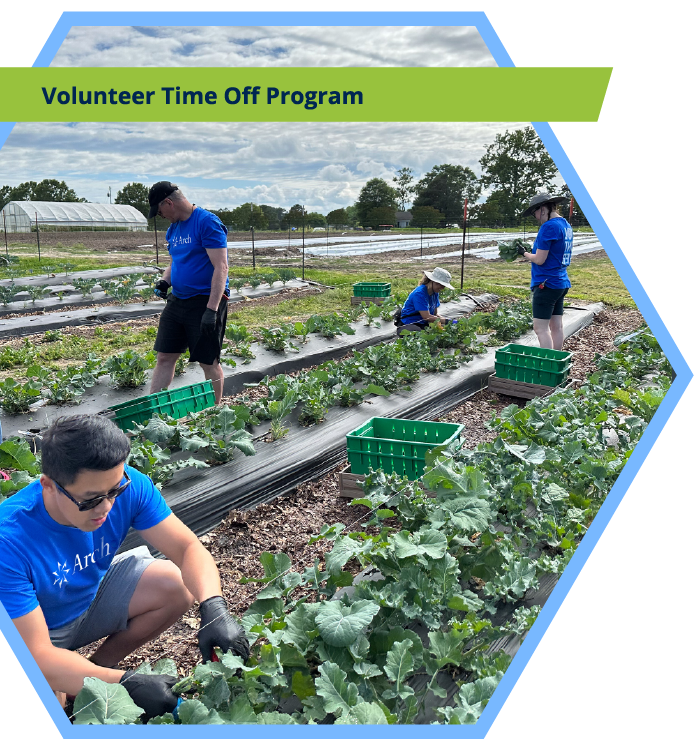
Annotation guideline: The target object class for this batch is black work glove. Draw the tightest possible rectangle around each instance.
[516,244,527,256]
[200,307,218,338]
[120,672,179,719]
[198,595,250,662]
[154,279,171,299]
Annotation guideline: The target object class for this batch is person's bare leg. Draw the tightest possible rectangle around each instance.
[533,318,553,348]
[89,561,194,668]
[550,314,565,350]
[199,361,224,403]
[150,352,180,394]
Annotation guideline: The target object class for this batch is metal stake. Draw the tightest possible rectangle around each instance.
[2,210,8,257]
[251,226,256,270]
[302,206,306,280]
[420,225,423,257]
[154,216,159,264]
[35,212,41,263]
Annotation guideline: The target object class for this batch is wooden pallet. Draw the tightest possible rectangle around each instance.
[487,373,561,400]
[338,465,437,499]
[488,373,560,399]
[350,295,387,306]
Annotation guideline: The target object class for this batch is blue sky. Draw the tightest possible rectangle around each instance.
[0,25,554,213]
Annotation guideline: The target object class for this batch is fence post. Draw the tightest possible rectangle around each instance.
[35,212,41,263]
[302,206,306,280]
[251,226,256,270]
[2,210,7,257]
[154,216,159,264]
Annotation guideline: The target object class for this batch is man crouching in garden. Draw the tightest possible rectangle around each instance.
[0,415,248,718]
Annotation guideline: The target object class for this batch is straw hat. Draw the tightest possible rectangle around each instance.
[520,192,566,218]
[424,267,454,290]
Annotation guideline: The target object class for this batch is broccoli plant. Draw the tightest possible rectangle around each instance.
[71,277,96,298]
[105,350,156,388]
[276,268,297,286]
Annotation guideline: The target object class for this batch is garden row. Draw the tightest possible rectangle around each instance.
[69,327,670,724]
[0,298,529,497]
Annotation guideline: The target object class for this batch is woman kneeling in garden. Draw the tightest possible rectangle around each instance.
[397,267,454,336]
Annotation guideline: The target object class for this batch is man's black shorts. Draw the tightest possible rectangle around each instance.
[154,293,227,365]
[532,285,569,320]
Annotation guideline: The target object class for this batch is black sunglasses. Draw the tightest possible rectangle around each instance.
[54,473,131,512]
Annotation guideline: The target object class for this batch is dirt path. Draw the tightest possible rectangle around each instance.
[77,304,643,676]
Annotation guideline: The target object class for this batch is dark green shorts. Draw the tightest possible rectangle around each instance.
[532,285,569,319]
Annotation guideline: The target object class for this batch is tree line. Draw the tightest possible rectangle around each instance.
[0,127,587,232]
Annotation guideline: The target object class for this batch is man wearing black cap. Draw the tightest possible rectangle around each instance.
[147,182,230,403]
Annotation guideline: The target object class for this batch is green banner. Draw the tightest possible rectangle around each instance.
[1,67,611,122]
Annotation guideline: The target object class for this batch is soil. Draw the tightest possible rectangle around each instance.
[75,303,644,676]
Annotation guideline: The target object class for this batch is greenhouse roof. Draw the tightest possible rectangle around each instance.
[2,200,147,225]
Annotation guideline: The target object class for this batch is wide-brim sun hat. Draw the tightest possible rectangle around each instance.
[520,192,567,219]
[424,267,454,290]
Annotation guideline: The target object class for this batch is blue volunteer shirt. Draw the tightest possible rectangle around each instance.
[530,217,573,290]
[400,284,440,325]
[0,465,171,629]
[166,207,230,299]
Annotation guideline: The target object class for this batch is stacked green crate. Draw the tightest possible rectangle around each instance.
[495,344,572,386]
[352,282,392,298]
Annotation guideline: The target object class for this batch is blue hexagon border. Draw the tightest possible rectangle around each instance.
[0,11,699,739]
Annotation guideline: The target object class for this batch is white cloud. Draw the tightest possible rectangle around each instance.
[0,120,534,213]
[50,26,496,69]
[317,164,352,181]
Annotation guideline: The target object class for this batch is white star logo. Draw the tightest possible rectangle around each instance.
[52,561,69,588]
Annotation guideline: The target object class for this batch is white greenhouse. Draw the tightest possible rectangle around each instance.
[0,201,148,232]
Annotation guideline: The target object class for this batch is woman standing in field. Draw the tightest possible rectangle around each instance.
[396,267,454,335]
[518,193,573,350]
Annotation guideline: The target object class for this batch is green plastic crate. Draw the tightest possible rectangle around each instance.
[495,343,572,372]
[352,281,392,298]
[494,360,571,387]
[107,380,216,432]
[346,417,464,480]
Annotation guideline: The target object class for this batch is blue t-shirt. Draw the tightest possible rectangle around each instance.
[530,217,573,289]
[166,207,230,299]
[0,465,171,629]
[401,284,440,325]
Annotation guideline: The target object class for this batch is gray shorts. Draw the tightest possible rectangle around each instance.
[49,546,156,651]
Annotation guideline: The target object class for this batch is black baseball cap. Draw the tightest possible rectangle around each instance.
[148,181,178,218]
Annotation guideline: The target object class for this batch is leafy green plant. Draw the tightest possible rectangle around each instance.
[260,325,299,353]
[104,275,141,304]
[497,238,530,262]
[306,313,355,339]
[0,377,43,413]
[225,324,255,344]
[0,438,41,502]
[0,282,17,306]
[248,275,263,290]
[0,340,38,370]
[230,277,248,292]
[277,268,297,285]
[127,438,209,491]
[105,350,156,388]
[71,277,96,298]
[174,355,189,377]
[362,302,382,327]
[259,270,279,286]
[43,329,63,343]
[26,285,52,304]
